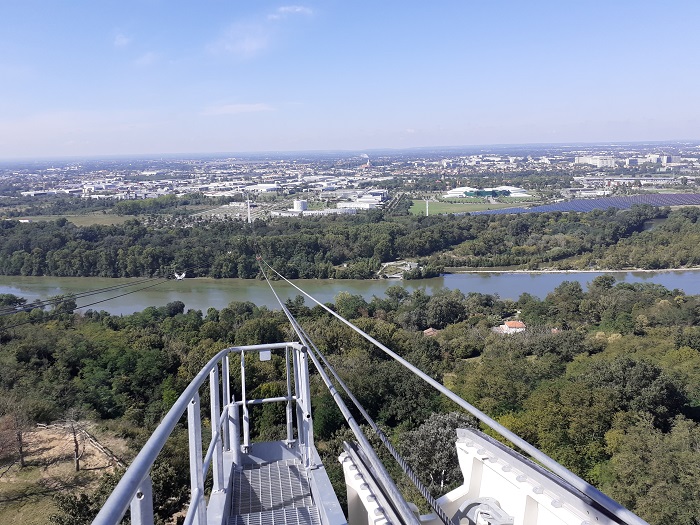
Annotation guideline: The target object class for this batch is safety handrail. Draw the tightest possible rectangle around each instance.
[92,342,303,525]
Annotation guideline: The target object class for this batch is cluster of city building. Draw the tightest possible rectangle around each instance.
[3,143,699,215]
[574,154,684,169]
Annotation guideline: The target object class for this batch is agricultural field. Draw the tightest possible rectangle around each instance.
[14,214,133,226]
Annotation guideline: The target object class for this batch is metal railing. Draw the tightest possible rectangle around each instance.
[92,342,311,525]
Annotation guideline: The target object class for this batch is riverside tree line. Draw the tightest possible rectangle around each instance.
[1,276,700,524]
[3,204,700,279]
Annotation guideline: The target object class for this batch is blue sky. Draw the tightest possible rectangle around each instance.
[1,0,699,159]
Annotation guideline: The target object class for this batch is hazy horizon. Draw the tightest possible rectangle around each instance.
[2,1,699,159]
[1,139,697,165]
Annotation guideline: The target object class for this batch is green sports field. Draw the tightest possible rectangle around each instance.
[409,201,517,215]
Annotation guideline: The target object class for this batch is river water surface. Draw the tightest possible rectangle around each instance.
[1,271,699,315]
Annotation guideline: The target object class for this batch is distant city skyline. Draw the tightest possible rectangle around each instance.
[1,1,699,160]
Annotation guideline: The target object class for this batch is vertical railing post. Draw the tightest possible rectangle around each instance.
[285,346,294,444]
[231,391,241,467]
[224,352,241,466]
[241,351,250,450]
[129,474,154,525]
[292,346,304,452]
[187,393,207,525]
[297,345,315,467]
[222,354,231,451]
[209,364,224,492]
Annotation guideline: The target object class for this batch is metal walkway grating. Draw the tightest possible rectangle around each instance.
[230,459,319,525]
[229,507,321,525]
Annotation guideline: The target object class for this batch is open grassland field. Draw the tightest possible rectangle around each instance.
[409,201,516,215]
[497,196,541,204]
[439,197,486,203]
[306,201,331,210]
[179,204,219,211]
[0,424,127,525]
[15,214,133,226]
[655,188,700,194]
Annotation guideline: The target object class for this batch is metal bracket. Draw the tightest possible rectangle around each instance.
[453,498,514,525]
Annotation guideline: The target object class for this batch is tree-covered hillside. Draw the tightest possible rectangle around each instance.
[2,277,700,523]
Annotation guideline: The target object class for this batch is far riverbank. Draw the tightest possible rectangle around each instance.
[447,266,700,274]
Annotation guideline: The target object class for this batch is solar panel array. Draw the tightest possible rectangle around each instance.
[470,193,700,216]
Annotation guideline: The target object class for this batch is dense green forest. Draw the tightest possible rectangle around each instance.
[0,193,228,218]
[1,277,700,524]
[3,204,700,279]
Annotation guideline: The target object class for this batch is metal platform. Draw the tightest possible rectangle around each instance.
[230,459,321,525]
[230,507,322,525]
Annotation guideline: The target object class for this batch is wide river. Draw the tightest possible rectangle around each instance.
[1,271,699,315]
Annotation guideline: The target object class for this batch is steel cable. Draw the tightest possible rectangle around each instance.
[258,258,454,525]
[257,256,649,525]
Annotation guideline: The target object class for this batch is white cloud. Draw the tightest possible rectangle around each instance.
[114,33,131,48]
[134,52,159,67]
[210,5,313,57]
[209,24,269,58]
[202,103,274,116]
[268,5,313,20]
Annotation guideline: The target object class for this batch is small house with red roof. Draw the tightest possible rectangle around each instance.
[493,320,526,334]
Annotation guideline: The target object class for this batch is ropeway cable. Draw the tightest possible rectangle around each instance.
[0,277,161,316]
[0,279,158,314]
[257,256,650,525]
[0,262,210,319]
[262,263,454,525]
[297,322,456,525]
[257,261,423,525]
[0,279,171,331]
